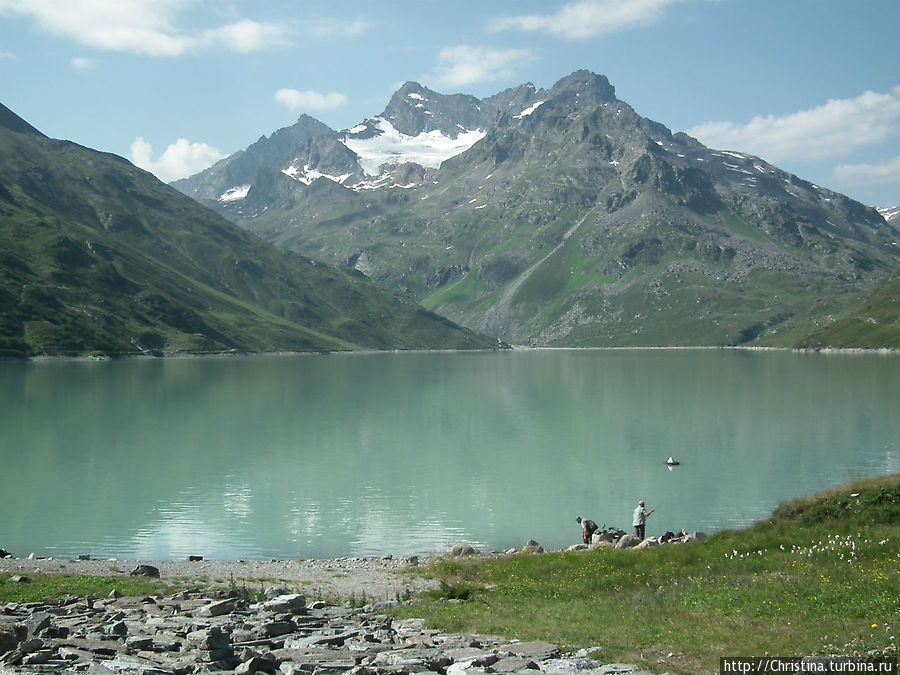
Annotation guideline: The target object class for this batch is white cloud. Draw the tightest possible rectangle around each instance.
[488,0,684,40]
[274,89,348,112]
[0,0,287,57]
[430,45,535,89]
[0,50,16,60]
[130,137,225,183]
[833,155,900,188]
[70,56,93,70]
[303,17,372,40]
[687,87,900,162]
[200,19,287,54]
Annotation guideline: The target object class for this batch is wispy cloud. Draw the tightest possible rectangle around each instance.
[488,0,685,40]
[274,89,349,112]
[0,50,17,60]
[430,45,535,89]
[200,19,287,54]
[70,56,93,70]
[302,17,372,40]
[0,0,287,57]
[130,137,225,183]
[687,87,900,162]
[833,155,900,189]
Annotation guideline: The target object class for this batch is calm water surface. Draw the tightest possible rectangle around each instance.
[2,350,898,560]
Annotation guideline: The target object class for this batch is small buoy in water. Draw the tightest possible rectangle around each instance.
[666,456,680,466]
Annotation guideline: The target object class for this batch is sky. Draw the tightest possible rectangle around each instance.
[1,0,898,208]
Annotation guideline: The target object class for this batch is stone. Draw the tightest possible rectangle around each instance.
[615,534,642,549]
[520,542,544,553]
[235,655,278,673]
[187,626,232,651]
[492,655,540,671]
[200,597,239,617]
[21,649,54,665]
[23,611,51,637]
[598,664,644,674]
[262,593,306,614]
[450,544,479,556]
[0,622,27,654]
[259,620,295,637]
[129,564,160,578]
[0,575,663,675]
[504,641,560,661]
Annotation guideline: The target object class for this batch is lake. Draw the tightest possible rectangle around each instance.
[2,349,898,561]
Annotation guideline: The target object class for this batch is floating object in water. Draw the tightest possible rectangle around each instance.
[666,456,680,466]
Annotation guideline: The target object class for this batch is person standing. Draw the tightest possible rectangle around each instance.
[632,501,654,540]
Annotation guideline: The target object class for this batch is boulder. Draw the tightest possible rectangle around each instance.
[200,597,239,617]
[129,564,160,578]
[615,534,641,549]
[262,593,306,614]
[450,544,479,556]
[0,623,26,654]
[592,528,625,544]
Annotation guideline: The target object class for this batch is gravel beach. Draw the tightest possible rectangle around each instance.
[0,555,441,603]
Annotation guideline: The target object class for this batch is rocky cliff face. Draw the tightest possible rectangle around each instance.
[174,71,900,347]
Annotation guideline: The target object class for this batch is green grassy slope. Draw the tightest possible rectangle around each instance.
[795,269,900,349]
[397,474,900,674]
[0,109,499,357]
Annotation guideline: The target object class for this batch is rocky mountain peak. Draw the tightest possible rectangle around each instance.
[380,81,486,138]
[548,69,617,104]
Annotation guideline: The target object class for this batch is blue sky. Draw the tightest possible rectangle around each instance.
[1,0,898,208]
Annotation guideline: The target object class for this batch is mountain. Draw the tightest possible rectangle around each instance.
[174,71,900,348]
[878,206,900,226]
[0,104,499,357]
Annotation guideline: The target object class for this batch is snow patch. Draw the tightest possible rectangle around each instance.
[282,164,353,186]
[219,184,251,202]
[342,117,486,175]
[514,100,545,119]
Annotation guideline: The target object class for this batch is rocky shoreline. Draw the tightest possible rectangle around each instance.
[0,552,665,675]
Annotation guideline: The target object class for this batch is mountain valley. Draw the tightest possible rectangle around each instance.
[0,103,497,357]
[176,71,900,348]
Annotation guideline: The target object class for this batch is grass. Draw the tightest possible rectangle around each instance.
[392,474,900,674]
[0,573,178,604]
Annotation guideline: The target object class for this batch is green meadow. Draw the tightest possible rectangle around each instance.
[396,474,899,674]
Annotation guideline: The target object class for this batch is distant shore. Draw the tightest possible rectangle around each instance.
[6,344,898,363]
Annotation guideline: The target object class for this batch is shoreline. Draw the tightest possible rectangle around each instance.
[6,344,899,363]
[0,555,442,604]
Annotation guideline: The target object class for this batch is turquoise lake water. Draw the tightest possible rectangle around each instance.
[2,349,898,560]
